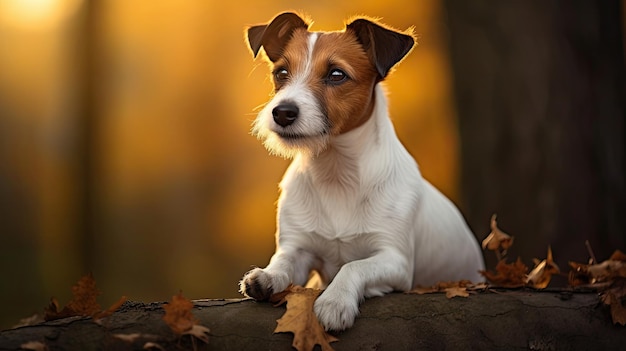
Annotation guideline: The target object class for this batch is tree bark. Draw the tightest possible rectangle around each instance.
[1,291,624,350]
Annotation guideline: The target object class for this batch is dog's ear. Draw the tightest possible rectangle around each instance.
[346,18,414,80]
[246,12,309,62]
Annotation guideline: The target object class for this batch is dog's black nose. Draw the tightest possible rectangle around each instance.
[272,103,299,127]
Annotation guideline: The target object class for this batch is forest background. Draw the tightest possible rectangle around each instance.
[0,0,623,329]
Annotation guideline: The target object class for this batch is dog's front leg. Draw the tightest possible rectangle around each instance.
[240,246,316,301]
[314,249,410,331]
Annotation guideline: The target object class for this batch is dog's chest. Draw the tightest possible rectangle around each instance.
[279,168,395,240]
[317,188,371,238]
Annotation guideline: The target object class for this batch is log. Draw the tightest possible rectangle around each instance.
[1,290,624,350]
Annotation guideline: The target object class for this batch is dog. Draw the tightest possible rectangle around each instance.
[239,12,485,331]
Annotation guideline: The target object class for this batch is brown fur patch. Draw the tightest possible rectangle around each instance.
[270,29,379,136]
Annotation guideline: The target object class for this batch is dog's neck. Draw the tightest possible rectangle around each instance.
[295,84,401,189]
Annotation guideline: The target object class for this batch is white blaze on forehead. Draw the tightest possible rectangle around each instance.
[305,32,318,71]
[290,32,318,84]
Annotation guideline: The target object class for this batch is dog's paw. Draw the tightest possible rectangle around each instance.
[239,268,289,301]
[314,290,360,331]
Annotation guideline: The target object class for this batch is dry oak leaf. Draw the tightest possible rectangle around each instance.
[20,341,48,351]
[569,250,626,286]
[162,291,210,343]
[273,285,338,351]
[603,292,626,326]
[526,246,560,289]
[445,286,470,298]
[482,214,514,253]
[408,280,475,298]
[44,273,126,321]
[480,257,528,288]
[599,277,626,326]
[568,249,626,326]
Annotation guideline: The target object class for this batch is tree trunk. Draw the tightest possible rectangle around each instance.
[444,1,625,268]
[1,291,623,350]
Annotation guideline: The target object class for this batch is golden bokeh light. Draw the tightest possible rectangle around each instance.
[0,0,82,30]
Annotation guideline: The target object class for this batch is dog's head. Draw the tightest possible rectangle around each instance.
[246,12,414,158]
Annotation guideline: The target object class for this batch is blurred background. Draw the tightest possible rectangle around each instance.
[0,0,623,329]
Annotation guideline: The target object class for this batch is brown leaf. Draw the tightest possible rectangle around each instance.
[94,295,128,320]
[408,280,476,297]
[274,286,338,351]
[162,291,197,335]
[609,250,626,262]
[183,324,211,343]
[408,286,439,295]
[481,214,514,252]
[112,333,161,344]
[161,291,211,344]
[113,333,144,343]
[603,292,626,326]
[66,272,101,315]
[568,250,626,286]
[143,342,166,350]
[599,278,626,325]
[12,314,45,329]
[44,273,107,321]
[588,260,626,281]
[269,284,294,306]
[444,287,470,298]
[43,298,65,321]
[20,341,48,351]
[526,246,560,289]
[480,257,528,288]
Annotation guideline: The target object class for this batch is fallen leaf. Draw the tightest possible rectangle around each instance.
[408,280,483,298]
[44,273,123,321]
[162,291,197,335]
[469,282,489,291]
[273,286,338,351]
[112,333,160,343]
[480,257,528,288]
[113,333,144,343]
[12,314,44,329]
[143,341,166,350]
[568,249,626,325]
[599,275,626,325]
[481,214,514,258]
[162,291,211,344]
[94,295,128,320]
[408,286,439,295]
[568,250,626,286]
[65,272,101,315]
[20,341,48,351]
[183,324,211,343]
[588,260,626,281]
[526,246,560,289]
[604,292,626,326]
[445,286,470,298]
[408,280,475,298]
[610,250,626,262]
[568,261,593,287]
[269,284,294,306]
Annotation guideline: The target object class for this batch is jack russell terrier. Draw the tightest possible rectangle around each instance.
[240,12,485,331]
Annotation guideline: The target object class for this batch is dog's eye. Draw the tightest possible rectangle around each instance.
[327,69,348,84]
[274,68,289,82]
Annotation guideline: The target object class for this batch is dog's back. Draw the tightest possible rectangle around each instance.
[411,179,485,286]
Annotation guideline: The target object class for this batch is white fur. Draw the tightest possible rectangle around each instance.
[242,61,485,331]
